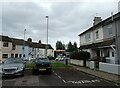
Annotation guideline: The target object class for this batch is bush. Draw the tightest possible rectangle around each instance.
[70,51,90,60]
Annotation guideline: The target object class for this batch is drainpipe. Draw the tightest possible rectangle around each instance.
[111,12,119,64]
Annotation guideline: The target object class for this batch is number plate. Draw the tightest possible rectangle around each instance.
[5,72,13,74]
[39,68,46,71]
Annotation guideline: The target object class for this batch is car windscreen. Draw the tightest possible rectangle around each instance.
[35,58,49,63]
[3,58,23,64]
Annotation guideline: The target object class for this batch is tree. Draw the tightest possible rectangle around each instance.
[67,41,73,52]
[56,41,65,50]
[62,44,65,50]
[66,41,78,52]
[73,42,78,52]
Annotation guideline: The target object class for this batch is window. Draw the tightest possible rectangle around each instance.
[108,25,112,35]
[101,50,103,57]
[3,42,8,47]
[2,54,8,58]
[23,54,25,57]
[22,46,25,50]
[106,50,109,57]
[32,48,34,51]
[112,51,114,57]
[19,54,22,58]
[11,54,14,58]
[12,44,16,50]
[96,31,99,39]
[38,48,39,52]
[85,33,91,42]
[15,54,18,58]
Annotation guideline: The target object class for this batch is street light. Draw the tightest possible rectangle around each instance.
[23,29,26,58]
[45,16,49,58]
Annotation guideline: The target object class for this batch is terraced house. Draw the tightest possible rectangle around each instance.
[79,12,120,75]
[0,35,54,61]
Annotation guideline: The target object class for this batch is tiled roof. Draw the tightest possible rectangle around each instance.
[0,35,12,42]
[0,35,53,49]
[11,38,27,46]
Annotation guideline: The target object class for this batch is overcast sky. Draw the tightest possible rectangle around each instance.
[1,0,120,49]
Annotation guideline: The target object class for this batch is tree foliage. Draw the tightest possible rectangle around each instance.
[66,41,78,52]
[56,41,65,50]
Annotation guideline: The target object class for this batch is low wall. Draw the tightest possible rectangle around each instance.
[86,61,90,68]
[90,61,95,69]
[70,59,84,66]
[99,62,120,75]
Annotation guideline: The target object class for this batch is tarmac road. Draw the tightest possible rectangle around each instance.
[2,68,116,87]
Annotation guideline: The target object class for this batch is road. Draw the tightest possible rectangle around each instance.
[2,67,116,87]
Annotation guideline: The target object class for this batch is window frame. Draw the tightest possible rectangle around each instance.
[2,54,8,58]
[3,42,9,47]
[96,30,99,39]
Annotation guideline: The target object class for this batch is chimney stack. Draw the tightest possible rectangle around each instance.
[38,40,41,44]
[93,17,102,25]
[27,38,32,42]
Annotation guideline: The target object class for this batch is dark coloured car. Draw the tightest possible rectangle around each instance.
[0,58,25,76]
[47,56,55,60]
[32,58,52,75]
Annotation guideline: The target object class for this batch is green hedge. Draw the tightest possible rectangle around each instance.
[70,51,90,60]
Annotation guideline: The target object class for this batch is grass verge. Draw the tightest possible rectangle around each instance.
[25,63,34,69]
[51,62,71,69]
[25,62,71,69]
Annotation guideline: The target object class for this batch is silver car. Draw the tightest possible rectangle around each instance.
[0,58,25,76]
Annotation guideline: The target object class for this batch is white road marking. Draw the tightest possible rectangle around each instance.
[53,70,66,83]
[53,70,100,84]
[58,75,62,79]
[65,80,100,84]
[62,79,66,83]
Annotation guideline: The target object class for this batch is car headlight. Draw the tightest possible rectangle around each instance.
[15,67,24,72]
[19,66,24,70]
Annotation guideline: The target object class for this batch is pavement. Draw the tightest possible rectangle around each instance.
[70,64,120,86]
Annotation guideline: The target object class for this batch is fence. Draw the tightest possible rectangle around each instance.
[99,62,120,75]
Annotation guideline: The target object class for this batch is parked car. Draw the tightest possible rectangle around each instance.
[55,56,65,61]
[55,57,59,61]
[60,57,64,61]
[47,56,55,60]
[0,58,25,76]
[32,58,52,75]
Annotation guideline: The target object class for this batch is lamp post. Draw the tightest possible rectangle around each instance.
[23,29,26,58]
[45,16,49,58]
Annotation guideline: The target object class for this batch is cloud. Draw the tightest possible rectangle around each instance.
[2,0,119,49]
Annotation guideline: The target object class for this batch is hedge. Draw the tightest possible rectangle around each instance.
[70,51,90,60]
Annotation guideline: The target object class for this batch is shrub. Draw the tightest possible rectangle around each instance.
[70,51,90,60]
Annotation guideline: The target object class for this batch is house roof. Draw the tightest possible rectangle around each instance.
[79,12,120,36]
[79,38,115,49]
[11,38,27,46]
[0,35,12,42]
[0,35,54,49]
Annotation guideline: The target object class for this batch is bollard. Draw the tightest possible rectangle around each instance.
[65,59,68,65]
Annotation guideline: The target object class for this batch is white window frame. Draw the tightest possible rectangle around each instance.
[3,42,9,47]
[96,31,99,39]
[108,25,112,35]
